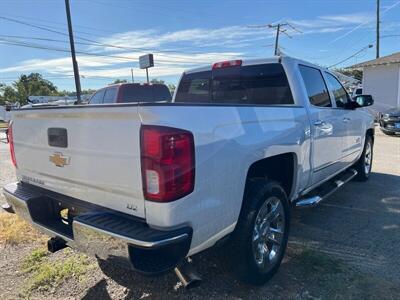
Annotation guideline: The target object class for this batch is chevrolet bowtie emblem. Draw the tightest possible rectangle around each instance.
[49,152,70,167]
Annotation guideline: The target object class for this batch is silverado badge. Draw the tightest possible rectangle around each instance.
[49,152,70,167]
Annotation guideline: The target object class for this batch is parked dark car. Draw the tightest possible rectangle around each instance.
[89,83,172,104]
[379,108,400,136]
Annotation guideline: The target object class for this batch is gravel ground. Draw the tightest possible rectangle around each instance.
[0,128,399,299]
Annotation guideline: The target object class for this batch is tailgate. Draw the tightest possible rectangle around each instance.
[11,105,145,218]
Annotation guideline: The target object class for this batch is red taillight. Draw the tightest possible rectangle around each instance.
[7,123,17,168]
[212,59,242,69]
[140,125,195,202]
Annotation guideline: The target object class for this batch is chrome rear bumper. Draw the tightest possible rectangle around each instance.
[3,182,192,274]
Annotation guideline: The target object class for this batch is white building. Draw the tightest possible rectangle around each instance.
[350,52,400,114]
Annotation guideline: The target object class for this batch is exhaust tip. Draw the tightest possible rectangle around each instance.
[174,261,202,289]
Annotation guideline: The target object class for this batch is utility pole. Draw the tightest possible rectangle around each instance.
[65,0,82,103]
[248,22,301,56]
[274,23,281,56]
[131,68,134,83]
[376,0,380,58]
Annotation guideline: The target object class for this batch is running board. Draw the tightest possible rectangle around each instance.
[296,169,358,208]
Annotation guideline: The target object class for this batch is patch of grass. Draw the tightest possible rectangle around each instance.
[21,248,48,273]
[22,248,95,293]
[0,213,46,245]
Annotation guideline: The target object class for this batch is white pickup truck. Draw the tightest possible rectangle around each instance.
[3,56,375,285]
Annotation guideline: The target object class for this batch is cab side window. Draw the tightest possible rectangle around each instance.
[299,65,331,107]
[90,89,105,104]
[325,73,351,108]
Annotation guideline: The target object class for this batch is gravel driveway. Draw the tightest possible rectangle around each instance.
[0,128,399,299]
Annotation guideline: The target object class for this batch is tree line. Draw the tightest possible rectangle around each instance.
[0,73,96,106]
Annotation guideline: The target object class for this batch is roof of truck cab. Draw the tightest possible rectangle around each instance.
[183,55,328,75]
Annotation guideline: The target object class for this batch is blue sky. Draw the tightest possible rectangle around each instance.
[1,0,400,91]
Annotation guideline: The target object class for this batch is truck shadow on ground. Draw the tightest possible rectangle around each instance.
[82,172,400,299]
[82,247,307,300]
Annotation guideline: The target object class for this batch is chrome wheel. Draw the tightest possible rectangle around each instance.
[252,196,285,272]
[364,141,372,175]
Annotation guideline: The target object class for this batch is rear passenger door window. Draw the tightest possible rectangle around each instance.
[89,89,105,104]
[324,73,350,108]
[103,87,118,104]
[244,64,294,105]
[299,65,331,107]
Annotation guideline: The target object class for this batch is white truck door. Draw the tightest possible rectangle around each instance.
[299,65,346,184]
[324,72,363,164]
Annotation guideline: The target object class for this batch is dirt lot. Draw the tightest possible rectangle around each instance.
[0,128,399,299]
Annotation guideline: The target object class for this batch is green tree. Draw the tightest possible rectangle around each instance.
[150,78,165,84]
[112,79,128,84]
[13,73,59,105]
[0,83,18,105]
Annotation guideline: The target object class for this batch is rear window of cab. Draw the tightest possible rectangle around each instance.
[175,63,294,105]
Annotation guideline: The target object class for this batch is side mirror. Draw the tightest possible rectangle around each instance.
[353,94,374,108]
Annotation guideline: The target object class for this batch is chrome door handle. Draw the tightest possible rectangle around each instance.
[343,117,351,123]
[314,120,325,126]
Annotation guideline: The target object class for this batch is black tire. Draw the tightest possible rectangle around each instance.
[354,135,373,181]
[226,179,290,285]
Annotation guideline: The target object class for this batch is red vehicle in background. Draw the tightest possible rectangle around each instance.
[89,83,172,104]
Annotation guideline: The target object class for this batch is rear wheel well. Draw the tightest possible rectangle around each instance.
[245,153,296,199]
[366,128,374,142]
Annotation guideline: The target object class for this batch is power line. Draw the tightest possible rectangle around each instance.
[328,44,373,68]
[0,39,137,61]
[0,33,209,59]
[0,15,214,58]
[330,0,400,44]
[1,12,115,35]
[0,39,222,67]
[327,32,400,69]
[381,34,400,38]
